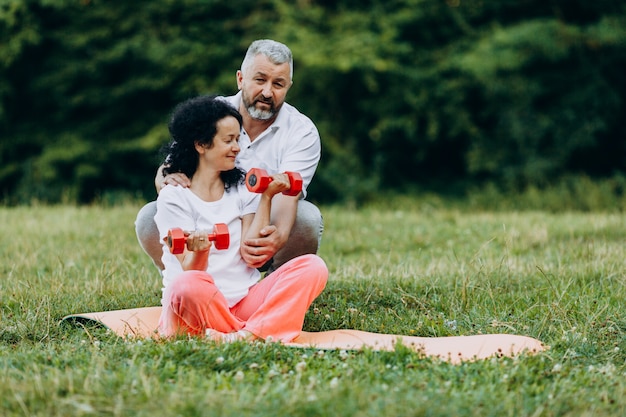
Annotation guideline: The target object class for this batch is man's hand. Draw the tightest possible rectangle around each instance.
[156,169,191,192]
[241,225,285,268]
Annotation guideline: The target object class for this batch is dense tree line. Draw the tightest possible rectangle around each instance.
[1,0,625,204]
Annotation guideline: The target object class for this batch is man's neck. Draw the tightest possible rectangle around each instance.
[241,111,276,142]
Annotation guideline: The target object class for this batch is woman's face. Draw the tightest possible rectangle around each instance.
[197,116,241,171]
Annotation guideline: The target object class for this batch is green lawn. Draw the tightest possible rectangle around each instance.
[1,202,624,416]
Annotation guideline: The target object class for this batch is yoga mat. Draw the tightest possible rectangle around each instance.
[61,306,546,363]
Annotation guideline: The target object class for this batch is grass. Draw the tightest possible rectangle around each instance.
[1,200,625,416]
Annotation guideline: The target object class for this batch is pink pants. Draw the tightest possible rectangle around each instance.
[159,254,328,342]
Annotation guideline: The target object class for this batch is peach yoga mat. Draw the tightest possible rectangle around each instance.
[61,306,546,363]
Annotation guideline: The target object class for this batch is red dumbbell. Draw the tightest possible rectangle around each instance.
[164,223,230,254]
[245,168,303,197]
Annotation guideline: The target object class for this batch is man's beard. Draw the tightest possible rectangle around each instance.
[242,92,278,121]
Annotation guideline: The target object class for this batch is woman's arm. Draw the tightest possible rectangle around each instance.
[240,173,290,266]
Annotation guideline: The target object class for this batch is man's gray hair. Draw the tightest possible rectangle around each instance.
[241,39,293,80]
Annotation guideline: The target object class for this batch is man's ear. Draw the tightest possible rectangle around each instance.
[236,70,243,90]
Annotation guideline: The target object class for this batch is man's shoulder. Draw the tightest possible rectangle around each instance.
[279,101,316,129]
[222,94,239,108]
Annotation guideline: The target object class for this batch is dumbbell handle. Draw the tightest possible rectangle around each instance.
[164,223,229,254]
[245,168,303,196]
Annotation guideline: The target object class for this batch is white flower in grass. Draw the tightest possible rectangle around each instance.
[444,320,457,331]
[234,371,244,381]
[597,363,616,376]
[329,377,339,389]
[552,363,562,373]
[295,361,307,373]
[215,356,225,364]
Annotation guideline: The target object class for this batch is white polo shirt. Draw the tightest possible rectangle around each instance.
[224,92,321,198]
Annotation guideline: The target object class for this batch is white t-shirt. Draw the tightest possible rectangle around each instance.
[155,183,261,307]
[224,92,320,198]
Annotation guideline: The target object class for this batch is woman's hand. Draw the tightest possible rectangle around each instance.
[185,230,212,253]
[262,173,291,198]
[176,230,211,271]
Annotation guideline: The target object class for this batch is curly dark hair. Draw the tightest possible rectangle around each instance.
[161,95,245,190]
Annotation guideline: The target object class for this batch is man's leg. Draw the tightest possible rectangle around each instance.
[134,201,165,270]
[266,200,324,274]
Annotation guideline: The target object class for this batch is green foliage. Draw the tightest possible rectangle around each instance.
[453,17,626,187]
[1,0,625,204]
[1,0,258,203]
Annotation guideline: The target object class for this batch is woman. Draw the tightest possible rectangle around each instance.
[154,95,328,342]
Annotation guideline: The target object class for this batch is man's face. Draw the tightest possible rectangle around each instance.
[237,54,292,121]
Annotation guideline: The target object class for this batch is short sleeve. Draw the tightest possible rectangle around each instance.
[239,185,261,217]
[155,185,196,240]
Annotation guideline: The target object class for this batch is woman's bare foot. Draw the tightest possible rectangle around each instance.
[205,329,257,343]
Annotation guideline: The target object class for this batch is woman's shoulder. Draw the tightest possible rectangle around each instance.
[159,184,191,201]
[231,183,260,209]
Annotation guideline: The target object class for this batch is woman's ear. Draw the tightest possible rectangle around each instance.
[194,141,206,154]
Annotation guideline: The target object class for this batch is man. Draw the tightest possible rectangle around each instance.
[135,39,323,274]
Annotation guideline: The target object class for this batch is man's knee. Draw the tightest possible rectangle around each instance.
[135,201,157,237]
[293,200,324,251]
[268,201,323,273]
[135,201,164,270]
